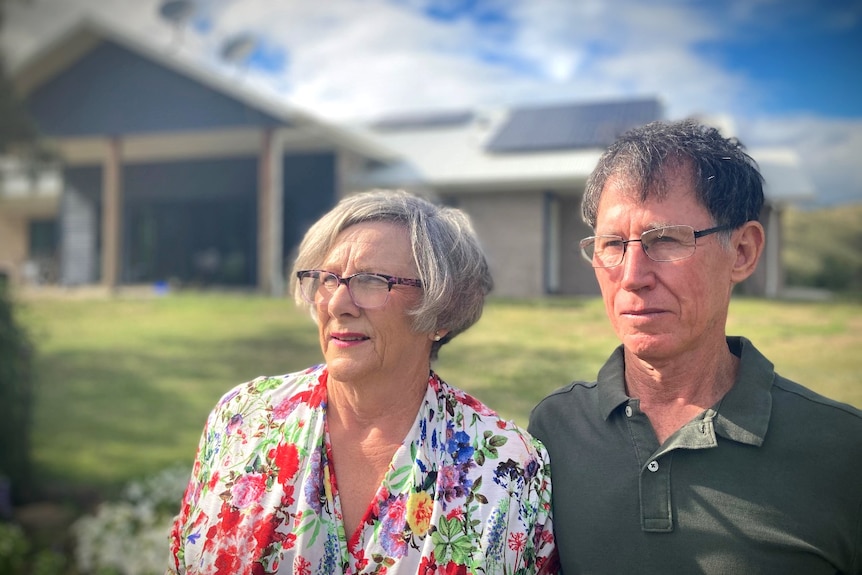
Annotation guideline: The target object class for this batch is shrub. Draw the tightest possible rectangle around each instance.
[0,286,34,505]
[71,464,189,575]
[784,204,862,294]
[0,522,65,575]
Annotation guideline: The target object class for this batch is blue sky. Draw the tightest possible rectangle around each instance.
[693,0,862,118]
[3,0,862,204]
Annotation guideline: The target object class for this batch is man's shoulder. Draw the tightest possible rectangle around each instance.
[771,374,862,423]
[530,380,600,424]
[536,379,598,401]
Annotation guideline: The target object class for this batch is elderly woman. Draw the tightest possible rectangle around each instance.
[168,190,558,574]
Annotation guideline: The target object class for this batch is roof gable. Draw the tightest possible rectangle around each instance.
[12,18,396,160]
[25,38,282,137]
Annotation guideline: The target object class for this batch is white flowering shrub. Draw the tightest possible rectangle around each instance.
[71,464,190,575]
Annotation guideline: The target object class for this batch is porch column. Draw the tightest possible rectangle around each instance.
[764,204,781,297]
[101,137,123,290]
[257,128,284,296]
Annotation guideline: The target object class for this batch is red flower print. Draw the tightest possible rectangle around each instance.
[308,376,327,407]
[455,390,497,416]
[443,561,468,575]
[294,555,311,575]
[251,513,277,550]
[231,472,267,509]
[445,508,464,521]
[216,501,242,532]
[418,554,438,574]
[213,547,241,575]
[508,531,527,552]
[273,442,300,485]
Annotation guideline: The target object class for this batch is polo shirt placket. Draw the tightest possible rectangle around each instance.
[623,400,719,533]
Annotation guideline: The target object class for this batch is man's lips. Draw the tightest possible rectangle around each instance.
[621,308,665,317]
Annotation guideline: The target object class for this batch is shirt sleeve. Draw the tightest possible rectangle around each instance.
[166,402,221,574]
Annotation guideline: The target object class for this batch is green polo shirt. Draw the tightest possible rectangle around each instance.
[529,336,862,574]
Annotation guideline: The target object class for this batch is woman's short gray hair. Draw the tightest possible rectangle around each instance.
[290,189,493,359]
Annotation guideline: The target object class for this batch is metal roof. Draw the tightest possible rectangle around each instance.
[485,99,662,153]
[371,110,475,131]
[353,105,609,193]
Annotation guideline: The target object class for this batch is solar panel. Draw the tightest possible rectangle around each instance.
[485,99,662,153]
[371,110,475,131]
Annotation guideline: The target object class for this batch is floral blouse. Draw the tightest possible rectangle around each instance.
[168,365,558,574]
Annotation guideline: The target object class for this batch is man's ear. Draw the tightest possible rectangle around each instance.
[730,221,766,284]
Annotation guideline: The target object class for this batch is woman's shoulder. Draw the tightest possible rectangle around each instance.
[212,364,327,413]
[430,371,548,460]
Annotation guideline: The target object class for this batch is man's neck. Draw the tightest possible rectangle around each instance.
[623,343,739,444]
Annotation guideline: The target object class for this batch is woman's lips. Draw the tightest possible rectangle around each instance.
[330,332,370,345]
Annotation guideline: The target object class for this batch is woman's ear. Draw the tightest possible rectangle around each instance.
[730,221,766,284]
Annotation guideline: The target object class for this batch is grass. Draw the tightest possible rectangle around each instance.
[16,291,862,494]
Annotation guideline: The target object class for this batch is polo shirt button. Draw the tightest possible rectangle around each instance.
[647,460,659,472]
[625,405,633,417]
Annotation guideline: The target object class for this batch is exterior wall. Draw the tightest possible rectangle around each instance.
[26,40,281,137]
[282,151,337,265]
[737,203,780,297]
[449,192,546,298]
[558,195,600,295]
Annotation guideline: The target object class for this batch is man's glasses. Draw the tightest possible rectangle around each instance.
[579,224,735,268]
[296,270,423,309]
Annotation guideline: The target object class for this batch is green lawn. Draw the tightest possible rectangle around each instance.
[17,292,862,493]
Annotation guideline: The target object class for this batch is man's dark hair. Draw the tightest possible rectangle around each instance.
[582,119,765,229]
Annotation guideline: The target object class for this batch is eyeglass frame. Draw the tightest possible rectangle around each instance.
[579,224,737,268]
[295,269,424,309]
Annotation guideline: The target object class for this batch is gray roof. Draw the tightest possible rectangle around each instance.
[354,99,663,192]
[485,99,662,153]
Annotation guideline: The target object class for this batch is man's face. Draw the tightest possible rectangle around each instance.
[592,167,739,363]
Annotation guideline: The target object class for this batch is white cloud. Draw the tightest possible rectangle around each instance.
[742,117,862,205]
[3,0,860,205]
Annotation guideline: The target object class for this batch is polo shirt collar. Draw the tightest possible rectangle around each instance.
[596,337,774,447]
[712,336,773,446]
[597,345,629,420]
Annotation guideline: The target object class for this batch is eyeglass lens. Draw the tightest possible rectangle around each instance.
[300,272,391,308]
[584,225,699,267]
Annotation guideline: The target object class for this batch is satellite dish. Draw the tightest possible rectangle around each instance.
[220,33,258,65]
[159,0,195,25]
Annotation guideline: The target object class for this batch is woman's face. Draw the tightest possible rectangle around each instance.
[313,221,432,387]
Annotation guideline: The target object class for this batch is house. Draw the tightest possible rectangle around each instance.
[2,17,394,294]
[354,104,816,298]
[2,17,814,299]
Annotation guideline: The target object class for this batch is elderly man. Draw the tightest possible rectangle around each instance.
[529,120,861,574]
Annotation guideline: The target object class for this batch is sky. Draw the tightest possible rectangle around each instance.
[2,0,862,206]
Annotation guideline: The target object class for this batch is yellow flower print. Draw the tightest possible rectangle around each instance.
[406,491,434,536]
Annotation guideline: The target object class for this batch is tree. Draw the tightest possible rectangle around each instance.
[0,0,50,161]
[0,284,33,506]
[0,0,40,506]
